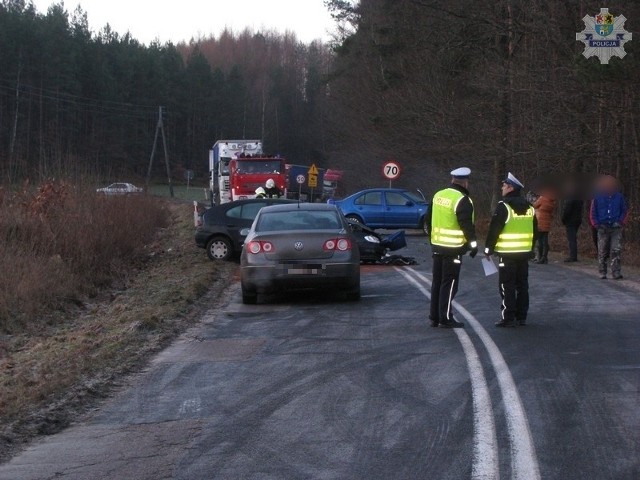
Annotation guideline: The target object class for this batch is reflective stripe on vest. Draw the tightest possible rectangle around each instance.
[431,188,472,248]
[495,203,535,253]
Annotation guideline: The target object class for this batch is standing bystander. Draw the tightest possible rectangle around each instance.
[590,175,628,279]
[532,187,556,264]
[561,180,584,262]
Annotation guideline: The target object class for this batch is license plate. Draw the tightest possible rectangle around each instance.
[282,263,324,275]
[288,267,319,275]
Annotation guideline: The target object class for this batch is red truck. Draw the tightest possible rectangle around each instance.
[229,155,287,200]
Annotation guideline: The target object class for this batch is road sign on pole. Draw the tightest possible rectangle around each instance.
[308,164,318,189]
[382,161,401,180]
[382,160,401,187]
[296,174,306,184]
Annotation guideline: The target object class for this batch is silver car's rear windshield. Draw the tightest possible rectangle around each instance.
[257,210,342,232]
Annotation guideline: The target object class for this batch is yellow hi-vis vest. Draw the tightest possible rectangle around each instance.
[431,188,473,248]
[495,202,535,253]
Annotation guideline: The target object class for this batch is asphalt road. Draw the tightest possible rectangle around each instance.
[1,236,638,479]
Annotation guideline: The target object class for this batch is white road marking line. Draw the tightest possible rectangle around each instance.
[394,267,499,480]
[406,267,541,480]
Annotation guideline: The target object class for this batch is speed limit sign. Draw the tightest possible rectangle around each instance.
[382,161,401,180]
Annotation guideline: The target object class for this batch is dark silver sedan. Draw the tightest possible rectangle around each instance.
[240,203,360,304]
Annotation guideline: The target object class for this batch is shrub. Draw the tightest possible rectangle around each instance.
[0,180,167,332]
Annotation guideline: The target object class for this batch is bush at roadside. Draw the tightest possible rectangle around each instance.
[0,180,167,332]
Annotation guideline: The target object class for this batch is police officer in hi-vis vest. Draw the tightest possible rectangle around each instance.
[426,167,478,328]
[484,173,536,327]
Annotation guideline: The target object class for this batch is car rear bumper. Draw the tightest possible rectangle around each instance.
[194,230,210,248]
[241,262,359,292]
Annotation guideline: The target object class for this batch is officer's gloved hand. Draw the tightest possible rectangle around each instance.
[469,241,478,259]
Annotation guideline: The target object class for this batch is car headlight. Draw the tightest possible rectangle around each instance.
[364,235,380,243]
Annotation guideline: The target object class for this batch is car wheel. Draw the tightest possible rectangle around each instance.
[346,214,364,225]
[345,286,361,301]
[206,236,233,261]
[420,216,429,236]
[241,284,257,304]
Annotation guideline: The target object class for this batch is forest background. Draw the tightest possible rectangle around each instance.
[0,0,639,238]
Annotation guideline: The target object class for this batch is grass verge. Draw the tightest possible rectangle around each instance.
[0,195,234,461]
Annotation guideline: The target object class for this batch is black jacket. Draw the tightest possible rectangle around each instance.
[561,198,583,227]
[426,182,476,255]
[485,191,536,258]
[265,186,282,198]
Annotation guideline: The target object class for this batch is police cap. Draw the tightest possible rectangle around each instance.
[503,172,524,190]
[450,167,471,179]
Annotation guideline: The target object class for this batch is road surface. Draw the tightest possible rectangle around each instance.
[1,236,638,479]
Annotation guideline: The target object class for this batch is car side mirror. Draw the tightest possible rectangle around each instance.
[405,201,414,207]
[240,228,250,237]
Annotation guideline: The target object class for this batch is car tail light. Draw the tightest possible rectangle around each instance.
[247,241,275,254]
[323,238,352,251]
[336,238,352,251]
[323,239,336,251]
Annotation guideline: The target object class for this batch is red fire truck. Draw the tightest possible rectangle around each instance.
[229,155,287,200]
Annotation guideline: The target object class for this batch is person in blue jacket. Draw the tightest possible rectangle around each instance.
[590,175,628,279]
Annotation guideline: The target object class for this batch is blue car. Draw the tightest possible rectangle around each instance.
[331,188,430,232]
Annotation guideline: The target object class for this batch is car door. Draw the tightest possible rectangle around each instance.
[384,191,419,228]
[352,191,385,226]
[225,202,269,249]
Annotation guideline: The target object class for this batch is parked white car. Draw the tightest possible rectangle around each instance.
[96,183,143,195]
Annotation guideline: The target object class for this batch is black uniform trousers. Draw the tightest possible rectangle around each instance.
[430,253,462,323]
[498,256,529,323]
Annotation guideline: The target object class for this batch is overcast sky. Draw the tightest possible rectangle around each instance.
[31,0,335,44]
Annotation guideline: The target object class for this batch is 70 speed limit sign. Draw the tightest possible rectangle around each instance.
[382,161,401,180]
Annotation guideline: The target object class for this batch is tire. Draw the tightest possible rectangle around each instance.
[345,214,364,225]
[241,284,257,304]
[345,273,361,301]
[206,236,233,261]
[420,216,429,236]
[345,286,361,301]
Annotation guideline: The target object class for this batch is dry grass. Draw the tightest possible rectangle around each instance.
[0,181,167,330]
[0,183,234,459]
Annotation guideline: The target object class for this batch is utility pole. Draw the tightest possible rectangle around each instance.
[145,106,174,197]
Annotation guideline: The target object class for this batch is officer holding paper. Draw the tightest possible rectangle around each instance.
[484,173,536,327]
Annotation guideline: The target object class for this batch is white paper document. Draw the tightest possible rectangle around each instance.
[481,257,498,276]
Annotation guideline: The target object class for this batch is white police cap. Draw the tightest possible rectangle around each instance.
[450,167,471,179]
[504,172,524,189]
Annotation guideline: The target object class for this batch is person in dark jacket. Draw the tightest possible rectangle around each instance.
[425,167,477,328]
[590,175,628,279]
[485,173,536,327]
[561,180,584,262]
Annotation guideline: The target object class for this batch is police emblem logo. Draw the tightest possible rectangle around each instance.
[576,8,632,64]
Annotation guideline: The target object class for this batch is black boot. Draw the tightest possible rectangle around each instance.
[440,318,464,328]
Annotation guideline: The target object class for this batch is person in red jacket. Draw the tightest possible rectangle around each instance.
[532,187,556,264]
